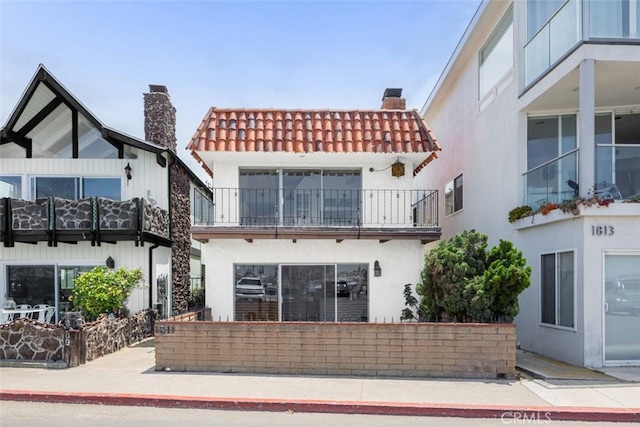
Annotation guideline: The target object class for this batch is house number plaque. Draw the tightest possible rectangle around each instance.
[155,325,175,335]
[591,225,614,236]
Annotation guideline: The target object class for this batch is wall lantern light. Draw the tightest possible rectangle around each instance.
[106,256,115,269]
[374,260,382,277]
[124,163,132,180]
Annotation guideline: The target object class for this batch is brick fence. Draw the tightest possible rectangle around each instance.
[154,321,516,379]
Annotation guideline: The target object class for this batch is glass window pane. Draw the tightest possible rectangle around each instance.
[0,176,22,198]
[33,177,77,199]
[541,254,556,324]
[549,0,579,63]
[234,264,278,321]
[558,251,574,327]
[239,170,278,225]
[58,265,96,318]
[525,25,550,85]
[595,113,613,145]
[479,8,513,97]
[27,103,73,159]
[444,180,454,216]
[527,0,567,40]
[83,178,121,200]
[336,264,368,322]
[454,174,464,211]
[590,0,627,38]
[528,116,559,170]
[283,170,321,225]
[281,265,335,322]
[561,115,577,153]
[604,254,640,361]
[78,114,118,159]
[6,265,55,308]
[323,170,361,226]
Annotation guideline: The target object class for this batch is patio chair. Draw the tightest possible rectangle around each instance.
[46,306,56,323]
[15,304,32,319]
[1,311,14,323]
[33,304,49,322]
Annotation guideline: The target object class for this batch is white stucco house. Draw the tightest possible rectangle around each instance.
[187,89,441,323]
[415,0,640,367]
[0,65,212,321]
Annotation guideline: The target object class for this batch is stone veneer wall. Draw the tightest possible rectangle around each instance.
[154,322,516,379]
[144,86,191,315]
[0,310,156,367]
[0,319,66,362]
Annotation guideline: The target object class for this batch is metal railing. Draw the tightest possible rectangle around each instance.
[194,188,438,228]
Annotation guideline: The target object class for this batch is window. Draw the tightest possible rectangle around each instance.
[444,174,463,216]
[527,0,567,41]
[234,263,368,322]
[479,7,513,100]
[595,113,640,199]
[524,115,577,207]
[0,176,22,198]
[239,168,362,226]
[541,251,574,328]
[30,176,121,200]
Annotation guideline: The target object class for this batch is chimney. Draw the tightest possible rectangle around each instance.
[144,85,177,152]
[381,88,406,110]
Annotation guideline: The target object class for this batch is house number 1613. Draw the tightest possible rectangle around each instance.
[592,225,614,236]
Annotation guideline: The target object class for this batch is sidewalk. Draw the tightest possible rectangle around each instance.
[1,339,639,422]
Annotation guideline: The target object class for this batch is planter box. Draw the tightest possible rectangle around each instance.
[154,321,516,379]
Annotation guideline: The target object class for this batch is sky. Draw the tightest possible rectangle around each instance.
[0,0,480,182]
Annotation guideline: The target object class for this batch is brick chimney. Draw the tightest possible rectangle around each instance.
[381,88,406,110]
[144,85,177,152]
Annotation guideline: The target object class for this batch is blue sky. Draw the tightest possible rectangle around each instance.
[0,0,479,179]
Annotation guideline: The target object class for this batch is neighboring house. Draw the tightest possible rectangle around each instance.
[0,65,212,320]
[187,89,441,322]
[416,0,640,368]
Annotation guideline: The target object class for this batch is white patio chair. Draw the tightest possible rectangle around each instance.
[1,311,14,323]
[33,304,49,322]
[45,306,56,323]
[15,304,32,319]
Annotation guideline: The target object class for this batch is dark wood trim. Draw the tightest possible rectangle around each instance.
[192,226,441,243]
[72,109,78,158]
[15,97,63,136]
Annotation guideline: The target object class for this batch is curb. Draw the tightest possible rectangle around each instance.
[2,390,639,422]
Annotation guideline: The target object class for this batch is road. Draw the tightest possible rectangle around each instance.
[0,401,637,427]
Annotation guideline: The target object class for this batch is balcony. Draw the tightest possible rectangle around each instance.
[191,188,440,243]
[1,197,170,247]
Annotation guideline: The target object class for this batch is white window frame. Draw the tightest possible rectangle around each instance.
[444,173,463,217]
[28,175,122,201]
[540,249,577,331]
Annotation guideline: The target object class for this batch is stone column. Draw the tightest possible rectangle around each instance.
[144,86,191,314]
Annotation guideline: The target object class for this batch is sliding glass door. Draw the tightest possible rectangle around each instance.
[281,265,336,321]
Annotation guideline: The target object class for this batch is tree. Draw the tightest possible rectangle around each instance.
[70,266,143,321]
[417,230,531,323]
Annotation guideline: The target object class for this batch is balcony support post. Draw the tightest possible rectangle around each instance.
[578,59,596,197]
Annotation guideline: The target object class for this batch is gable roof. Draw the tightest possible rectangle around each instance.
[187,107,441,176]
[0,65,210,191]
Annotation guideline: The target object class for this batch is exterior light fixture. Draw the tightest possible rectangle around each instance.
[374,260,382,277]
[124,163,132,180]
[106,256,115,269]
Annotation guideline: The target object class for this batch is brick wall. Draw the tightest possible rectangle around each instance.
[154,322,516,379]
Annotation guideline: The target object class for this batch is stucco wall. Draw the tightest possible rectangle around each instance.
[203,239,424,323]
[154,321,516,379]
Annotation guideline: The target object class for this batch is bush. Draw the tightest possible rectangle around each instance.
[418,230,531,323]
[70,266,143,321]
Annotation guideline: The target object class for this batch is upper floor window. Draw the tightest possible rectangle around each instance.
[525,0,580,85]
[30,176,121,201]
[479,7,513,101]
[590,0,640,39]
[444,174,463,216]
[527,0,567,41]
[524,115,577,207]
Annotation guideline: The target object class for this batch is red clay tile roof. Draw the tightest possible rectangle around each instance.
[187,108,440,176]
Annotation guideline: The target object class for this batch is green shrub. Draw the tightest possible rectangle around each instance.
[508,205,533,223]
[418,230,531,323]
[70,266,143,321]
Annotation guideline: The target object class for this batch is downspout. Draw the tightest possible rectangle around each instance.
[148,243,160,309]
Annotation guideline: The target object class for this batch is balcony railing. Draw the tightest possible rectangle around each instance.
[194,188,438,228]
[1,197,170,247]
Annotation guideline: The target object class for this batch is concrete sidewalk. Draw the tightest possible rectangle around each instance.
[1,339,639,422]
